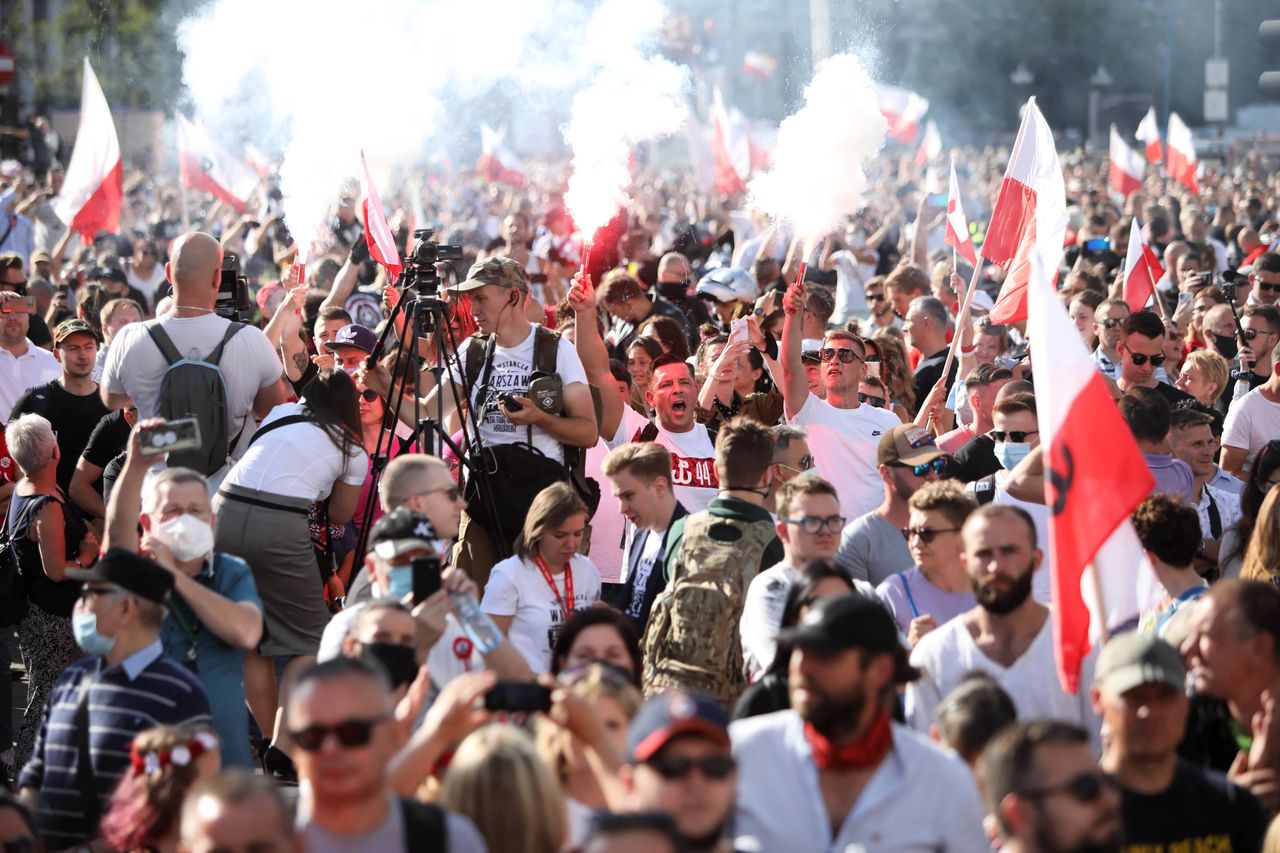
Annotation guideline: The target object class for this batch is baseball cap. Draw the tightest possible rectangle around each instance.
[877,424,946,467]
[448,257,529,294]
[54,318,97,346]
[92,266,128,285]
[1094,633,1186,695]
[779,594,918,682]
[801,350,821,364]
[627,691,730,763]
[969,290,995,314]
[696,267,757,303]
[68,547,174,604]
[368,507,438,561]
[29,249,52,266]
[323,323,377,354]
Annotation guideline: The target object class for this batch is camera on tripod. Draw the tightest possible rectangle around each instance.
[403,229,464,294]
[217,252,251,322]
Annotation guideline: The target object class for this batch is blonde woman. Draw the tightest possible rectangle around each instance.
[867,331,916,420]
[1176,349,1231,409]
[1241,487,1280,587]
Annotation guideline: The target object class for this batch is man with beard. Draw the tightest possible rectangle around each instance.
[905,505,1101,750]
[729,594,987,851]
[979,721,1124,853]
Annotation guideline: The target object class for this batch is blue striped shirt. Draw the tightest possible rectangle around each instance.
[18,639,211,848]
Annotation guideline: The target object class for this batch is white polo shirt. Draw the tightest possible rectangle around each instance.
[0,341,59,419]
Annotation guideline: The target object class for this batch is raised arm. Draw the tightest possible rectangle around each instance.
[569,272,623,440]
[778,275,811,419]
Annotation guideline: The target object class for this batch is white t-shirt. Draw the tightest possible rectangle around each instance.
[126,265,167,307]
[1222,387,1280,472]
[639,422,719,514]
[480,553,601,673]
[223,402,368,500]
[102,314,283,460]
[789,393,902,522]
[447,324,588,465]
[0,341,59,418]
[586,406,650,583]
[829,249,873,322]
[967,471,1052,605]
[906,613,1102,753]
[741,562,797,681]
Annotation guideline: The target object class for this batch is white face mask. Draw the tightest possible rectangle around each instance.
[153,513,215,562]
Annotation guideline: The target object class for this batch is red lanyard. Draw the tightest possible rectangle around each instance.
[533,554,575,618]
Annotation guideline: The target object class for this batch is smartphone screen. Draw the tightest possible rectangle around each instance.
[411,554,442,605]
[484,682,553,713]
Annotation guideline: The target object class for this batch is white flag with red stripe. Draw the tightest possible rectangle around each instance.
[177,115,259,213]
[1108,125,1145,197]
[1135,106,1163,164]
[875,84,929,145]
[53,59,122,240]
[945,161,976,266]
[986,98,1066,325]
[360,153,402,280]
[477,125,526,187]
[1121,218,1166,313]
[710,88,750,194]
[914,120,942,167]
[1166,112,1199,194]
[244,143,272,178]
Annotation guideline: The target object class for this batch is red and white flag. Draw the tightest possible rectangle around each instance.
[1108,124,1145,197]
[244,143,272,178]
[876,84,929,145]
[477,125,526,187]
[360,153,402,280]
[53,59,122,240]
[914,120,942,167]
[945,161,976,266]
[1166,112,1199,194]
[1135,107,1163,164]
[1027,248,1157,693]
[710,87,750,194]
[177,115,259,213]
[986,98,1067,325]
[1121,217,1166,313]
[743,51,778,81]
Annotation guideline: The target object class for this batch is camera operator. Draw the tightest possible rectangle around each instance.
[362,256,598,587]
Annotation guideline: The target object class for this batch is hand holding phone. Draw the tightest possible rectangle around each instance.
[484,682,552,713]
[411,554,442,605]
[138,418,202,457]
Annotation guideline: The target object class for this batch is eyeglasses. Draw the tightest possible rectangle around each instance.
[418,484,462,502]
[905,526,961,543]
[1256,281,1280,293]
[819,347,862,364]
[858,392,886,408]
[783,514,846,534]
[1128,352,1166,367]
[289,716,387,751]
[1240,328,1273,341]
[360,388,380,402]
[865,293,886,303]
[1021,771,1116,804]
[989,430,1039,443]
[1098,318,1124,329]
[893,458,948,477]
[776,454,814,474]
[864,354,882,363]
[646,753,736,781]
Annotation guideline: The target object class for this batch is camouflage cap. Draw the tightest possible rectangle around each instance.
[448,256,529,294]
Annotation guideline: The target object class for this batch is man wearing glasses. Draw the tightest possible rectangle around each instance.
[1221,321,1280,478]
[1090,299,1131,381]
[1114,311,1193,407]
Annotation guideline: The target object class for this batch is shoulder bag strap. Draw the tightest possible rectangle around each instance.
[205,322,245,366]
[898,572,919,618]
[247,413,316,448]
[74,670,102,830]
[1206,489,1223,541]
[144,320,183,365]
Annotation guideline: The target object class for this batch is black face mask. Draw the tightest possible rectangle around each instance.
[363,642,419,689]
[1212,332,1239,360]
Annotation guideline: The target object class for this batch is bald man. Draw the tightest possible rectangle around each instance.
[655,251,709,350]
[101,232,287,480]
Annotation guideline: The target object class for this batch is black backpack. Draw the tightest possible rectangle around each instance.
[400,798,447,852]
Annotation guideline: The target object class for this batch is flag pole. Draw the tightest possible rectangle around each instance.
[915,257,983,428]
[1088,561,1111,645]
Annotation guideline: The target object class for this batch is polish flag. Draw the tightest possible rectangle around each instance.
[53,59,122,241]
[477,125,526,187]
[1166,112,1199,194]
[876,84,930,145]
[743,51,778,82]
[1135,107,1163,164]
[1108,125,1145,197]
[915,120,942,167]
[1027,248,1157,693]
[360,153,402,280]
[244,143,272,178]
[986,98,1066,325]
[945,161,976,266]
[710,88,750,194]
[177,115,259,213]
[1121,218,1166,313]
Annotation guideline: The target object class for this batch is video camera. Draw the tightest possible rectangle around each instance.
[217,252,252,322]
[401,229,464,295]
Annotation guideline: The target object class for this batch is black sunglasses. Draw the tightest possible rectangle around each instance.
[989,430,1039,443]
[289,716,386,751]
[905,525,961,543]
[865,293,886,303]
[646,753,736,781]
[1256,281,1280,293]
[1098,318,1124,329]
[1128,352,1166,367]
[1240,328,1274,341]
[858,392,886,408]
[361,388,380,402]
[820,347,862,364]
[1022,771,1115,804]
[893,458,947,477]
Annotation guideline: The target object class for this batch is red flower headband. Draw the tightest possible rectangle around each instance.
[129,730,219,776]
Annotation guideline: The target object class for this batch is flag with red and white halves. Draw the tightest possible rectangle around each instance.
[945,160,976,266]
[915,120,942,167]
[986,98,1066,325]
[477,125,526,187]
[360,153,402,280]
[53,59,122,240]
[1121,217,1165,313]
[1166,112,1199,194]
[1108,124,1144,198]
[177,115,259,213]
[1136,106,1162,164]
[710,87,750,195]
[875,83,929,145]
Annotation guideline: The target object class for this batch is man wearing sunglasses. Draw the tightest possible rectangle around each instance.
[1247,253,1280,307]
[1222,332,1280,479]
[861,278,901,332]
[623,691,739,853]
[1090,299,1131,381]
[1115,311,1193,408]
[289,657,486,852]
[1091,633,1266,853]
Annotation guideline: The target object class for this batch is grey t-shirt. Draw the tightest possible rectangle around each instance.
[300,795,489,853]
[834,511,913,586]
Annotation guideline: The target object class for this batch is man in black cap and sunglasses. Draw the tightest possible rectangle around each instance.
[1115,310,1193,408]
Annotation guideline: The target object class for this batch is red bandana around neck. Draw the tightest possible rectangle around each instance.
[805,709,893,771]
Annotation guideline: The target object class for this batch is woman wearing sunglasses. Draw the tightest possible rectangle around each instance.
[352,378,417,538]
[867,330,916,421]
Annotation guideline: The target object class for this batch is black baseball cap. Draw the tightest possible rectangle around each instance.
[368,507,438,560]
[68,547,174,604]
[627,690,730,763]
[778,593,918,682]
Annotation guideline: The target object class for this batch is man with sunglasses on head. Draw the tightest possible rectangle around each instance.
[779,278,902,525]
[1221,338,1280,480]
[288,657,486,852]
[1115,310,1193,407]
[1091,633,1266,852]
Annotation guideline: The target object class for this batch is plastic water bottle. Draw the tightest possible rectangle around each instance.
[449,589,503,655]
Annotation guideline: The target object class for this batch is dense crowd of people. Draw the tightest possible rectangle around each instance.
[0,114,1279,852]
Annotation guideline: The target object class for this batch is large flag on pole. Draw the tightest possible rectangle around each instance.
[1108,125,1145,197]
[945,161,976,266]
[360,153,402,280]
[1135,107,1163,164]
[876,84,930,145]
[53,59,122,240]
[177,115,259,212]
[477,125,526,187]
[710,88,750,194]
[1121,218,1165,313]
[986,98,1066,325]
[1166,112,1199,194]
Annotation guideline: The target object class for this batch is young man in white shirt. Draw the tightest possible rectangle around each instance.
[635,356,719,513]
[0,289,58,417]
[778,275,901,523]
[906,504,1101,750]
[730,594,988,852]
[1221,339,1280,478]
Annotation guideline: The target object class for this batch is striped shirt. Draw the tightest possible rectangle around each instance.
[18,639,211,848]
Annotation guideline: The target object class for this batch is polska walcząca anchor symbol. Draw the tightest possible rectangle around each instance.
[1047,444,1075,517]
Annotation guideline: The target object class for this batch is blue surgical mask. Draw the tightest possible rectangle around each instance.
[993,441,1032,471]
[72,611,117,657]
[379,565,413,600]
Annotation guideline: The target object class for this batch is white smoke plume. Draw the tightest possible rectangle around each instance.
[748,53,888,241]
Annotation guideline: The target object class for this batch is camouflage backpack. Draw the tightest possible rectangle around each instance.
[641,511,777,708]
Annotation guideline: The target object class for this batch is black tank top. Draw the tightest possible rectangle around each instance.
[9,490,87,618]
